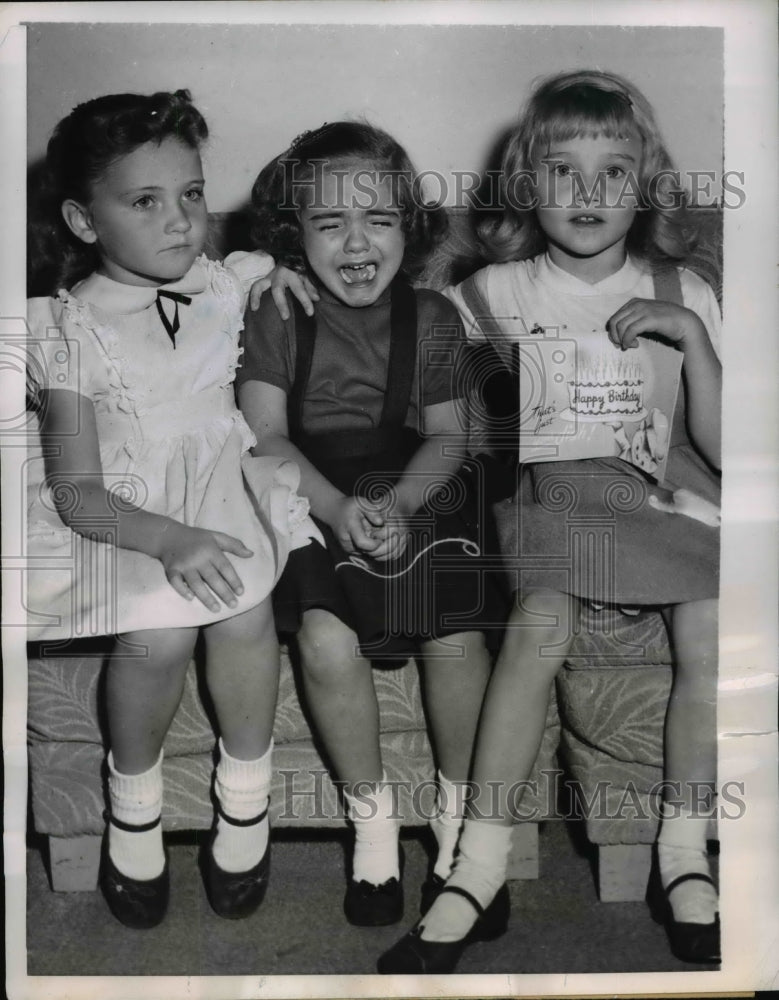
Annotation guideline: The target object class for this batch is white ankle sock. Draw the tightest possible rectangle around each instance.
[344,773,400,885]
[212,739,272,874]
[430,770,465,880]
[657,805,718,924]
[107,751,165,881]
[421,820,513,943]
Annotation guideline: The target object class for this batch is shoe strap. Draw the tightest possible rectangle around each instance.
[104,810,161,834]
[665,871,716,895]
[216,801,269,827]
[439,884,485,916]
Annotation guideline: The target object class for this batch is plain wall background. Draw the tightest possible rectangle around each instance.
[27,22,723,211]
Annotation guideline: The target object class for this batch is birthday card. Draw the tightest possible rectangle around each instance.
[516,328,684,483]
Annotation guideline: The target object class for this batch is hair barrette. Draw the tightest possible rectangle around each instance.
[288,122,333,154]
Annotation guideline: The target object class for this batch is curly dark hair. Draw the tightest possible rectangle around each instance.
[479,70,697,267]
[249,121,448,282]
[29,89,208,294]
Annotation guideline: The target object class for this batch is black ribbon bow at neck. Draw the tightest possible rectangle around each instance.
[155,290,192,348]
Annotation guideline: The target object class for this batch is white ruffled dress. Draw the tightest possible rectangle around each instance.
[26,253,321,641]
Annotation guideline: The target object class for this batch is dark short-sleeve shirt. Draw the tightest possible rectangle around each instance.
[237,285,469,436]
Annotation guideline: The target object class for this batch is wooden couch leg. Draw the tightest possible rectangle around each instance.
[48,835,102,891]
[506,822,539,880]
[597,843,652,902]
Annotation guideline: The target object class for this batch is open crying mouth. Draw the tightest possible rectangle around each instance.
[340,263,377,284]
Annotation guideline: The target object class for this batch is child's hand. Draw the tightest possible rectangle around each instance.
[354,489,411,562]
[327,496,384,555]
[606,299,707,352]
[248,266,320,317]
[648,487,721,527]
[368,513,412,562]
[156,523,253,612]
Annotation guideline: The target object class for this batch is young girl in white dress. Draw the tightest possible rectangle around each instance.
[379,69,722,973]
[27,90,319,928]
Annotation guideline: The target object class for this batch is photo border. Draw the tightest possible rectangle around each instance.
[3,2,777,998]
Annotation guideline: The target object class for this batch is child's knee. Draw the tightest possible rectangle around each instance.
[208,598,277,647]
[298,609,362,679]
[508,588,579,638]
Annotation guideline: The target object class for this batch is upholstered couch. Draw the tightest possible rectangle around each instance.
[27,642,560,891]
[26,206,721,900]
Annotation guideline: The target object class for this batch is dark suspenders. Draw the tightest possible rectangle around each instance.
[288,279,418,442]
[651,265,683,307]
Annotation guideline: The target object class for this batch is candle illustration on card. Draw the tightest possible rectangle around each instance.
[517,326,683,482]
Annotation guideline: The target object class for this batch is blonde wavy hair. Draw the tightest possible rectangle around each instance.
[479,70,697,266]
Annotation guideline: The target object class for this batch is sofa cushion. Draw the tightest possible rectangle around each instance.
[27,642,430,753]
[28,644,561,837]
[557,729,664,846]
[29,693,560,838]
[565,606,672,670]
[557,663,670,768]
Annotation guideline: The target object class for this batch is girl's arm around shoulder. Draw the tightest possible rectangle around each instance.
[222,250,275,310]
[224,249,320,318]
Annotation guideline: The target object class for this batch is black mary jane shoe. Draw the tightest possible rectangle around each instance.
[377,883,510,975]
[647,856,721,965]
[344,846,405,927]
[203,805,271,920]
[100,820,170,930]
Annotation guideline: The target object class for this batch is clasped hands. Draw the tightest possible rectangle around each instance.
[326,491,412,562]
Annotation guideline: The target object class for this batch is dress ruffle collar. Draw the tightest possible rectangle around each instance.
[69,257,209,315]
[535,253,647,297]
